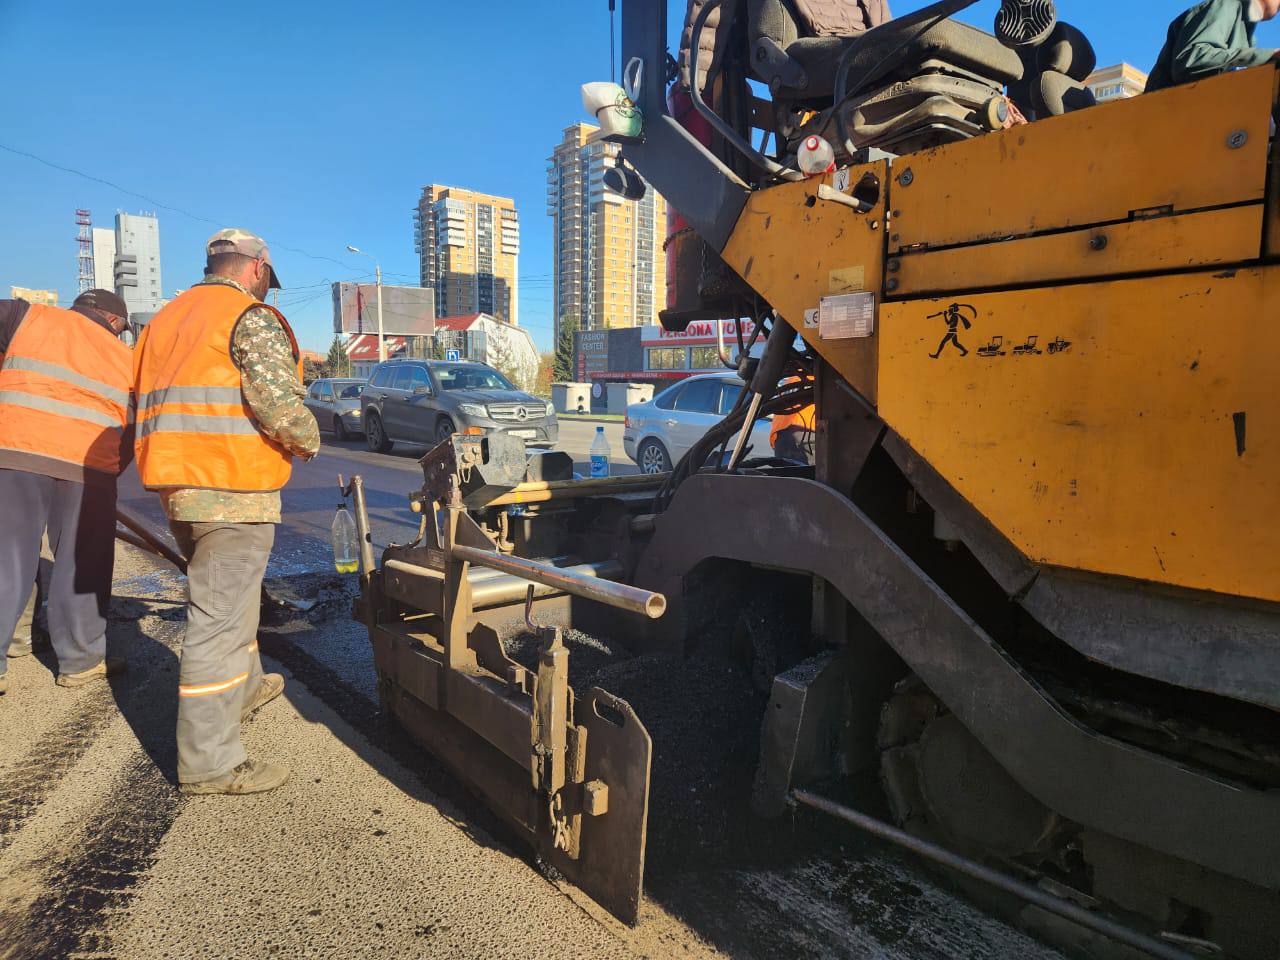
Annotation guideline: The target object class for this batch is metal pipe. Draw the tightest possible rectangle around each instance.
[348,475,376,583]
[791,790,1198,960]
[451,545,665,619]
[470,560,625,610]
[467,555,578,585]
[115,506,188,573]
[725,392,763,473]
[485,472,668,507]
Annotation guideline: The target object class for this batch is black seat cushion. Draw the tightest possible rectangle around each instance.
[1036,21,1096,82]
[1034,69,1097,116]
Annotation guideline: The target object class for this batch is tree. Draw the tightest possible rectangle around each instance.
[552,316,579,383]
[535,352,555,397]
[326,336,351,378]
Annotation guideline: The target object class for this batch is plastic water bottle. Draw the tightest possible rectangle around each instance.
[590,426,611,479]
[798,135,835,177]
[331,504,359,574]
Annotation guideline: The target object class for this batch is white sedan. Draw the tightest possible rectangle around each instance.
[623,374,774,474]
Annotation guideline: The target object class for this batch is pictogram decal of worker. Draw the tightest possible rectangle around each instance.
[929,303,976,358]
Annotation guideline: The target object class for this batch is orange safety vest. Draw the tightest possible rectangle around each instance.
[134,283,302,493]
[0,303,133,476]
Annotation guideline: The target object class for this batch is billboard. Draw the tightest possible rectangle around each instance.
[332,282,436,336]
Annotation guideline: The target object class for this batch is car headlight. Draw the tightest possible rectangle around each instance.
[348,409,361,418]
[458,403,487,418]
[544,401,556,417]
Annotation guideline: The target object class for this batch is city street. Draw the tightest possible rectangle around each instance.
[116,418,634,576]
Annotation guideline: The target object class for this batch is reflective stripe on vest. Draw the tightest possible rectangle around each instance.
[134,284,302,493]
[0,304,133,475]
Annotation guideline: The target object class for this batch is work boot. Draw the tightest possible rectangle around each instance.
[56,657,127,688]
[8,640,32,658]
[180,759,290,796]
[242,673,285,722]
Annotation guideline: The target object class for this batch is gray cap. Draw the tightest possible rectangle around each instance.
[206,228,282,289]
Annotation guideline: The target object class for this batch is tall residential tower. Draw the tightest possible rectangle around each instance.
[414,185,520,325]
[546,123,667,339]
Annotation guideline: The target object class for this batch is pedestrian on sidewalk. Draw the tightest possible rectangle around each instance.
[134,229,319,796]
[0,289,134,695]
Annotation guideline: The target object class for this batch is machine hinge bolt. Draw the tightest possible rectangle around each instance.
[1226,130,1248,149]
[886,277,900,291]
[1089,235,1108,251]
[897,168,914,186]
[887,259,901,272]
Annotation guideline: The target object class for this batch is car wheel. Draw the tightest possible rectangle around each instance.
[333,415,349,441]
[435,417,457,444]
[638,438,670,474]
[366,413,393,453]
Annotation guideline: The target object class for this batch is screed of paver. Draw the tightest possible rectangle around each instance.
[104,666,721,960]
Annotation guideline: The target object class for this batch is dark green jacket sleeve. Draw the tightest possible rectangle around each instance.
[1170,3,1277,84]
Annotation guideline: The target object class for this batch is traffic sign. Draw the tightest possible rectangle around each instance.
[445,348,461,362]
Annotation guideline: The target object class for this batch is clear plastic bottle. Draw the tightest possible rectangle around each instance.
[798,135,835,177]
[590,425,611,479]
[331,504,359,574]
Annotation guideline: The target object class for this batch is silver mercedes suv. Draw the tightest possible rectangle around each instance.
[360,359,557,453]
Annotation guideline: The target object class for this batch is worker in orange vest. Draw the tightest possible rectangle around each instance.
[770,386,816,465]
[134,229,319,796]
[0,289,133,695]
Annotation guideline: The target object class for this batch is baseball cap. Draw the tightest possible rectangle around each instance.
[206,228,282,289]
[73,288,129,319]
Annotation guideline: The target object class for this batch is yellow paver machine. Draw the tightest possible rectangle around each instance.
[351,2,1279,956]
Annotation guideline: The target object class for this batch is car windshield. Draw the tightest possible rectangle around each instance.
[336,382,363,399]
[434,365,515,392]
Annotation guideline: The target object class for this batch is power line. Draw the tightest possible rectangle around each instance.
[0,141,361,271]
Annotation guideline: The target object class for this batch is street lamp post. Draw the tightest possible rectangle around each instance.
[346,245,385,363]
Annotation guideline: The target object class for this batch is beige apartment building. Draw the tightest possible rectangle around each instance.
[547,123,667,339]
[9,287,58,307]
[1085,63,1149,103]
[415,185,520,325]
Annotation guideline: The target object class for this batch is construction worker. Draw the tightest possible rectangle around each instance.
[1146,0,1280,93]
[134,229,319,796]
[0,289,134,695]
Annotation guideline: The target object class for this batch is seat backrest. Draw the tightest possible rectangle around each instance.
[679,0,744,93]
[792,0,890,38]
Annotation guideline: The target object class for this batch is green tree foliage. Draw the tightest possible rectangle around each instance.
[326,336,352,378]
[552,316,579,383]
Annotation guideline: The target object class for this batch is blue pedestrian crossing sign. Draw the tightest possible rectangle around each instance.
[445,349,461,362]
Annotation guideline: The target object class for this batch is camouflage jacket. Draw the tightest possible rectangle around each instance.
[161,275,319,524]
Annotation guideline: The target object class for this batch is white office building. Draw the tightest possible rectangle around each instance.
[90,227,116,291]
[113,212,165,318]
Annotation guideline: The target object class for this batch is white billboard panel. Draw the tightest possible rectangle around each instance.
[332,282,435,336]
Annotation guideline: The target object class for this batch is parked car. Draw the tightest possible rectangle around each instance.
[360,359,557,453]
[623,373,773,474]
[305,377,366,440]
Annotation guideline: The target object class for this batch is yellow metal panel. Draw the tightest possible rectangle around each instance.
[893,205,1264,296]
[721,162,887,403]
[879,268,1280,603]
[889,66,1276,253]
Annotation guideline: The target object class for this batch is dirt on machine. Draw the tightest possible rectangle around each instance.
[344,2,1280,958]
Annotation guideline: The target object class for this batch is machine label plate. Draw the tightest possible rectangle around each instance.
[820,292,876,339]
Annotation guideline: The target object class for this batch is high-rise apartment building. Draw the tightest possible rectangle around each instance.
[91,227,116,291]
[414,186,519,325]
[1085,63,1148,103]
[547,123,667,339]
[113,212,164,317]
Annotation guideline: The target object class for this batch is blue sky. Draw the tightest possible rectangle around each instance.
[1,1,1275,352]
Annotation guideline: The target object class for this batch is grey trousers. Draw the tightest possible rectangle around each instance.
[13,582,38,644]
[169,521,274,784]
[0,469,115,676]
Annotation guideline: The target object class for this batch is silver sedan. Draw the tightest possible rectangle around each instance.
[623,374,773,474]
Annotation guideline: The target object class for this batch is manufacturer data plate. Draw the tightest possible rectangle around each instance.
[819,291,876,340]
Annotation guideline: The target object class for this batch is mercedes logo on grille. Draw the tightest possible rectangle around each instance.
[514,406,528,421]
